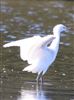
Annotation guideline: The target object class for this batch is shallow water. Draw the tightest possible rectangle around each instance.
[0,0,74,100]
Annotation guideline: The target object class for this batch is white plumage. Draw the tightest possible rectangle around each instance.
[3,24,68,83]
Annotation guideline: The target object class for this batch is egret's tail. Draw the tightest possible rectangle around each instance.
[3,41,20,48]
[23,65,35,73]
[23,64,40,74]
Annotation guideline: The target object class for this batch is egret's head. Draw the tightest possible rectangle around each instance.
[53,24,68,35]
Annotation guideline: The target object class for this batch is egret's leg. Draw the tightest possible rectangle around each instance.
[36,73,40,85]
[40,76,43,91]
[40,75,43,85]
[36,71,43,84]
[36,74,40,91]
[36,72,43,91]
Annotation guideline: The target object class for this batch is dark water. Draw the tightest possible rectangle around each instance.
[0,0,74,100]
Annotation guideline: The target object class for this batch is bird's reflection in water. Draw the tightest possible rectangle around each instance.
[17,83,52,100]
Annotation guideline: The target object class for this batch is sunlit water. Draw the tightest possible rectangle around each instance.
[0,0,74,100]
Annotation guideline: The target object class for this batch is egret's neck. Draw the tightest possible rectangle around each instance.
[49,31,60,52]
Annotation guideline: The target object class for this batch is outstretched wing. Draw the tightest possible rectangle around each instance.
[3,35,42,61]
[19,36,42,61]
[25,35,55,64]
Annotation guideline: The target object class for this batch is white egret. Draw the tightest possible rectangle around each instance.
[3,24,68,84]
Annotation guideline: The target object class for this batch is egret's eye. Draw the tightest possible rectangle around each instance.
[63,26,66,29]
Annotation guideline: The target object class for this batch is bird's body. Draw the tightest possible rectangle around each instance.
[3,24,68,83]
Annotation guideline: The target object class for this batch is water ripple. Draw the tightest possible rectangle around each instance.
[28,23,43,31]
[0,5,13,14]
[0,24,8,33]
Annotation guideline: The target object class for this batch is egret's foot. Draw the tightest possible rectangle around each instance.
[40,76,43,86]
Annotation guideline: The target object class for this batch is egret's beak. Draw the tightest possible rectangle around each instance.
[65,27,70,33]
